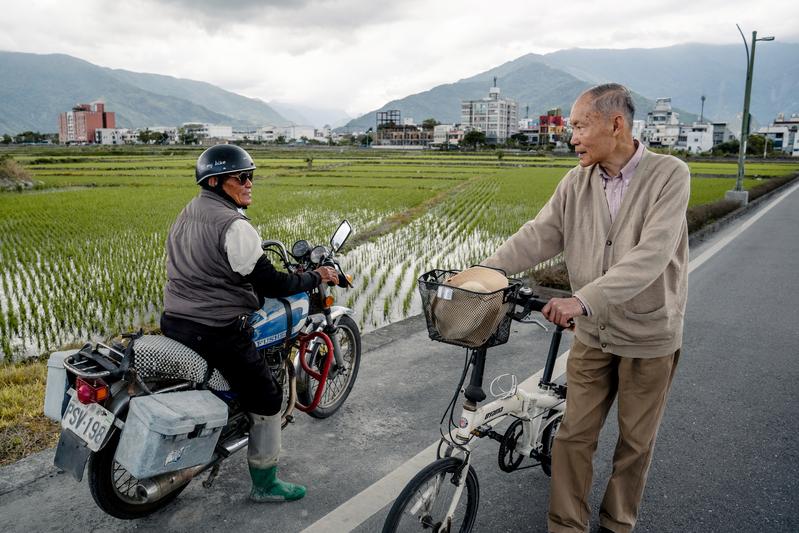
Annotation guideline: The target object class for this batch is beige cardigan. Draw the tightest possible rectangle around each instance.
[483,149,690,358]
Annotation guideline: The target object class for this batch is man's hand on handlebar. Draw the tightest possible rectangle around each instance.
[315,266,339,285]
[542,297,584,328]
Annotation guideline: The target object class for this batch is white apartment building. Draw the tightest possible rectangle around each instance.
[181,123,233,143]
[278,125,316,141]
[631,120,645,141]
[461,86,518,144]
[149,127,179,144]
[676,123,714,154]
[711,123,735,146]
[758,114,799,156]
[640,98,680,148]
[95,128,131,145]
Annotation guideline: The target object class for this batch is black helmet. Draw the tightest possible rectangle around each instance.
[195,144,256,185]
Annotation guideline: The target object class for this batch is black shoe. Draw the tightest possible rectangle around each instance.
[598,527,615,533]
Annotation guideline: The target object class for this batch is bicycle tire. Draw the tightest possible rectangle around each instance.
[540,411,563,477]
[382,457,479,533]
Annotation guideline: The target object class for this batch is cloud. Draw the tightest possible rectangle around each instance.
[2,0,797,116]
[154,0,411,33]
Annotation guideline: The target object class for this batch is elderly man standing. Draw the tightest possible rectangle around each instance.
[483,83,689,532]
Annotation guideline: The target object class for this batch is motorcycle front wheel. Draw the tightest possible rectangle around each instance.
[88,431,188,519]
[298,315,361,418]
[382,457,480,533]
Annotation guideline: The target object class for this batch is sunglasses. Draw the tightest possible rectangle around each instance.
[227,171,254,185]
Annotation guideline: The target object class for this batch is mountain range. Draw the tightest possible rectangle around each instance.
[1,42,797,136]
[340,42,799,132]
[0,51,291,135]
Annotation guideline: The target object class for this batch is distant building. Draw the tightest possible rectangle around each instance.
[538,108,565,146]
[181,123,233,145]
[95,128,133,145]
[711,122,735,146]
[374,110,433,147]
[675,122,714,154]
[758,113,799,156]
[631,120,645,141]
[59,101,115,144]
[461,84,518,144]
[517,118,540,145]
[432,124,465,147]
[640,98,680,148]
[279,125,316,142]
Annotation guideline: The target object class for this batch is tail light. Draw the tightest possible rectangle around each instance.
[76,377,110,405]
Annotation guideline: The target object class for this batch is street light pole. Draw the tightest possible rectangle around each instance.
[729,25,774,206]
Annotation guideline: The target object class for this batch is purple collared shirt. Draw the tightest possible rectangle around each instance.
[599,140,644,223]
[576,140,644,317]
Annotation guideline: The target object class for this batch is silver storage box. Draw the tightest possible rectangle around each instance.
[44,350,78,422]
[115,390,228,479]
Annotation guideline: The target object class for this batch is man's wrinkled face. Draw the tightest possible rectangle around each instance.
[569,96,616,169]
[221,172,253,207]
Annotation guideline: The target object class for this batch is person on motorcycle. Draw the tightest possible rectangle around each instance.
[160,144,339,503]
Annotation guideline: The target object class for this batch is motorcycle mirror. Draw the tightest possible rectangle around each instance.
[291,239,311,259]
[330,220,352,252]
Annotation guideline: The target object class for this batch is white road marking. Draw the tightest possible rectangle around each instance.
[688,181,799,274]
[301,182,798,532]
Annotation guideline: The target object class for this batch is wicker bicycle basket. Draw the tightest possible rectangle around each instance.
[418,269,521,349]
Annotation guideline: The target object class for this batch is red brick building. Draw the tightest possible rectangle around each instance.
[58,102,115,144]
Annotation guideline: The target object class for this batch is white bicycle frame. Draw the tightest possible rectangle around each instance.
[436,345,570,530]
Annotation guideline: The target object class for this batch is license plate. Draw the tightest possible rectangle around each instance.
[61,394,115,452]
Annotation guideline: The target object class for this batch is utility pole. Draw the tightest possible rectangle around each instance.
[700,95,706,123]
[728,25,774,206]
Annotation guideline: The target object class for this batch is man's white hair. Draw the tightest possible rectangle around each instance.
[583,83,635,130]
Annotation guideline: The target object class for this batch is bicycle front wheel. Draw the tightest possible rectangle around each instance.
[382,457,479,533]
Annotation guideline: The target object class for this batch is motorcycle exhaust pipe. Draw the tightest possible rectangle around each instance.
[135,435,250,503]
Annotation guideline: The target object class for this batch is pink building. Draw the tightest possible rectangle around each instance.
[58,102,116,144]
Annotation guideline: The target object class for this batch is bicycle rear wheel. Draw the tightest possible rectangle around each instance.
[382,457,479,533]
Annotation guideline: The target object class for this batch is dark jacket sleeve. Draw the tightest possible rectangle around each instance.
[245,255,321,299]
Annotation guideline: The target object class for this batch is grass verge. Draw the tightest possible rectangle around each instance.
[0,359,59,466]
[531,174,798,292]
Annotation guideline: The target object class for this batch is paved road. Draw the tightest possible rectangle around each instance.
[2,183,798,532]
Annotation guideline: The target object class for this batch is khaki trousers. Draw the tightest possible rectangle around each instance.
[548,338,680,533]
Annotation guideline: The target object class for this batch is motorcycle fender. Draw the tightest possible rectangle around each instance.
[329,306,354,322]
[54,429,92,482]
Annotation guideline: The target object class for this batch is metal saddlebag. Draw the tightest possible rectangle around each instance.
[115,390,228,479]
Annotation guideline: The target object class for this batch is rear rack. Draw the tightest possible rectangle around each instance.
[63,342,126,379]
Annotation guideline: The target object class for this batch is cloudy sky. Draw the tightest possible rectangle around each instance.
[2,0,797,117]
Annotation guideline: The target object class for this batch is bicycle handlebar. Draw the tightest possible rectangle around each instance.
[510,289,548,321]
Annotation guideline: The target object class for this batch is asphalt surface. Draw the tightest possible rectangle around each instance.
[2,183,797,532]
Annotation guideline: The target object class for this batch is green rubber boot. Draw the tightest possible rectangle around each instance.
[248,465,306,502]
[247,412,306,503]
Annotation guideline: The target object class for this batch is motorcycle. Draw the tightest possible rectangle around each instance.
[43,220,360,519]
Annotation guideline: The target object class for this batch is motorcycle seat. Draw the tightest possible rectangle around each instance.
[132,335,231,391]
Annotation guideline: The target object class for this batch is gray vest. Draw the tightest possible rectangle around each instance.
[163,190,260,327]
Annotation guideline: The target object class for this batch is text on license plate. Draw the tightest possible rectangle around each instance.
[62,395,114,452]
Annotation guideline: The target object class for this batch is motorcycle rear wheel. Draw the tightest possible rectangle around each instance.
[298,315,361,418]
[88,431,188,519]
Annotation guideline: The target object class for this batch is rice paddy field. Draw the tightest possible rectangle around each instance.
[1,146,797,361]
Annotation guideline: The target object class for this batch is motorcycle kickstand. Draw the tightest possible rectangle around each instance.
[203,464,221,489]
